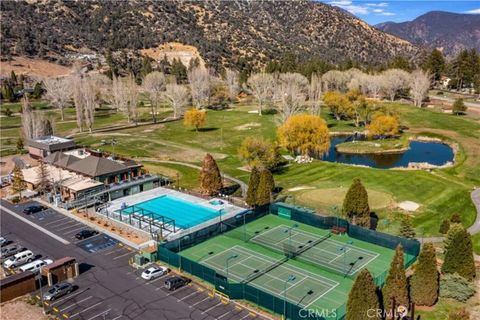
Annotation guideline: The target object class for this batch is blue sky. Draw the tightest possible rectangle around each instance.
[320,1,480,25]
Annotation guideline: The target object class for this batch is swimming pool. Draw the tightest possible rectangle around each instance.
[132,195,222,229]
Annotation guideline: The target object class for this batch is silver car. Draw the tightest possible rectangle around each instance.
[0,245,26,261]
[44,282,73,301]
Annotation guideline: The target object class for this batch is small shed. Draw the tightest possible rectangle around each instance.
[41,257,78,286]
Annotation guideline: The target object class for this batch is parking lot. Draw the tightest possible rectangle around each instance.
[1,201,270,320]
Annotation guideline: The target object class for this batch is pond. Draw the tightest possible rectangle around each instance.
[321,136,455,169]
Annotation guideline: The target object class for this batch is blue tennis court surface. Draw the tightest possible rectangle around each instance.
[133,195,221,229]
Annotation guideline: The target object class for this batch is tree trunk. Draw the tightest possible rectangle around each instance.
[259,102,263,116]
[60,107,65,121]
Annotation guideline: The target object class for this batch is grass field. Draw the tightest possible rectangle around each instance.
[2,98,479,241]
[181,215,405,317]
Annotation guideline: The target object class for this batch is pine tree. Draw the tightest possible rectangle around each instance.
[399,217,416,239]
[36,161,49,195]
[32,82,43,99]
[423,49,445,81]
[346,269,379,320]
[16,138,24,153]
[382,245,409,315]
[410,243,438,306]
[12,165,26,197]
[342,178,370,227]
[442,224,476,281]
[10,70,17,85]
[256,169,274,206]
[246,167,260,207]
[439,219,450,234]
[200,154,223,196]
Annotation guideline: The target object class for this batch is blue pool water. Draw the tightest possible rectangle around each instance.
[134,195,221,229]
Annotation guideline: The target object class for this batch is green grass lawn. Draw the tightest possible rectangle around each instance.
[2,98,479,242]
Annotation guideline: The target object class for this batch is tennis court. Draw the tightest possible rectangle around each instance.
[250,225,379,277]
[202,245,339,308]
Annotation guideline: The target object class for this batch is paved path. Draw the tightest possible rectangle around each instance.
[139,158,247,197]
[420,188,480,243]
[429,95,480,109]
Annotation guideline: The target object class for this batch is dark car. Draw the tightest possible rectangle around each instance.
[23,205,46,215]
[75,229,99,240]
[44,282,73,301]
[164,276,191,291]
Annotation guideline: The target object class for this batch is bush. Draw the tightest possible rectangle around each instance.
[440,273,475,302]
[448,308,470,320]
[10,196,20,204]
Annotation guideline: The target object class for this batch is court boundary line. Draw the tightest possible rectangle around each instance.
[251,225,380,275]
[200,245,339,308]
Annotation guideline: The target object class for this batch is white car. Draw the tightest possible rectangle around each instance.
[141,266,169,280]
[19,259,53,274]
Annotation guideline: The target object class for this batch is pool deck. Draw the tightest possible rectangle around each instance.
[102,187,246,240]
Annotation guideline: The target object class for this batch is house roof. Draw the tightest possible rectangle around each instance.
[43,152,79,168]
[27,136,76,152]
[67,155,127,177]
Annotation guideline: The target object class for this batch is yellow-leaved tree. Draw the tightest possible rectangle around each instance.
[322,91,353,121]
[277,114,330,157]
[367,115,400,137]
[183,108,206,132]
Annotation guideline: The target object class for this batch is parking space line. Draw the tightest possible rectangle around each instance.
[111,315,124,320]
[44,217,69,226]
[191,296,212,307]
[166,285,189,296]
[48,220,77,228]
[201,301,223,314]
[56,223,84,232]
[60,296,93,311]
[62,226,86,235]
[86,308,111,320]
[218,310,235,319]
[50,291,85,306]
[178,290,199,302]
[0,205,70,245]
[145,274,169,285]
[104,247,126,255]
[112,251,135,260]
[240,314,251,320]
[69,301,103,318]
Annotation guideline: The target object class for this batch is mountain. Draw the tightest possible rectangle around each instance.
[375,11,480,57]
[0,0,421,71]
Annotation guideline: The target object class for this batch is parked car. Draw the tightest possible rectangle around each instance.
[23,205,46,215]
[164,276,191,291]
[141,266,169,280]
[19,259,53,274]
[74,229,99,240]
[3,250,34,268]
[44,282,73,301]
[0,237,7,247]
[0,245,26,261]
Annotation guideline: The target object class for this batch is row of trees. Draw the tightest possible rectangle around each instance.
[347,223,476,319]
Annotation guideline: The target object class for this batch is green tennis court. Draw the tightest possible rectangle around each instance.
[202,245,339,308]
[250,225,379,277]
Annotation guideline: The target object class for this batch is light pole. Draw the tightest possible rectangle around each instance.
[241,211,254,242]
[283,275,296,320]
[284,224,299,257]
[225,254,238,282]
[38,275,46,315]
[178,235,190,271]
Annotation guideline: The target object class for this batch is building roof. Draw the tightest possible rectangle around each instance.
[67,155,127,177]
[27,136,76,152]
[44,152,80,168]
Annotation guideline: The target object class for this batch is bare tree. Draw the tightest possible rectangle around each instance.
[43,77,73,121]
[381,69,410,101]
[274,73,308,123]
[245,73,275,115]
[224,68,239,103]
[163,83,190,118]
[410,69,431,107]
[72,75,85,132]
[365,74,382,99]
[143,71,166,123]
[322,70,348,91]
[82,77,97,133]
[125,74,139,124]
[188,66,211,108]
[21,95,34,139]
[308,73,323,115]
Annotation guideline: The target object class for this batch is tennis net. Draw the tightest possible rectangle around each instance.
[241,256,289,284]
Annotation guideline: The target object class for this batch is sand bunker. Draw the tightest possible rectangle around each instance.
[398,201,420,212]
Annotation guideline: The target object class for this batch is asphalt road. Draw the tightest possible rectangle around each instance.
[0,200,268,320]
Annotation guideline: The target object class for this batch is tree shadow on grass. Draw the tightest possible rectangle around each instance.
[197,127,219,132]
